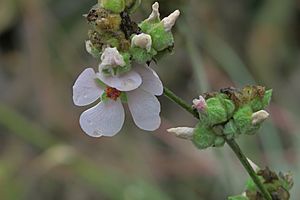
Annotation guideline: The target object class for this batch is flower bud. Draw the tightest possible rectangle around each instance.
[192,95,207,113]
[206,97,228,126]
[251,110,269,125]
[192,123,216,149]
[161,10,180,32]
[233,106,253,135]
[145,2,160,23]
[99,47,126,74]
[167,127,194,140]
[100,0,125,14]
[131,33,152,52]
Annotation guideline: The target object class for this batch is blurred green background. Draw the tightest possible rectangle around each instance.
[0,0,299,199]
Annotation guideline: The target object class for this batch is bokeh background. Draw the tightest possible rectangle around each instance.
[0,0,299,199]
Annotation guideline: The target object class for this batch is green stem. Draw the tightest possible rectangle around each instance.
[163,87,199,119]
[163,86,272,200]
[225,139,272,200]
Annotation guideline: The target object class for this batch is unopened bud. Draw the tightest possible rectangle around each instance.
[167,127,194,140]
[251,110,269,125]
[131,33,152,52]
[146,2,160,22]
[192,95,207,112]
[162,10,180,32]
[99,47,126,71]
[100,0,125,14]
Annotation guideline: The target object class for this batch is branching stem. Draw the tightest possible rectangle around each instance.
[163,86,272,200]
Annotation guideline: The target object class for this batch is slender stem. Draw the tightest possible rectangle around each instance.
[163,86,272,200]
[225,139,272,200]
[163,87,199,119]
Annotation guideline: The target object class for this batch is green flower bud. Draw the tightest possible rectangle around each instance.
[249,97,263,112]
[100,0,125,14]
[139,2,179,52]
[233,106,260,135]
[206,97,228,126]
[192,123,216,149]
[139,2,161,32]
[130,47,157,63]
[147,24,174,51]
[223,98,236,118]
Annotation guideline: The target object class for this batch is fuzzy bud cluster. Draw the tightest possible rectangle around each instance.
[168,86,273,149]
[84,1,180,75]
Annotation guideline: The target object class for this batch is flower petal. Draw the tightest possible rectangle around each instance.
[134,64,163,96]
[97,70,142,92]
[100,47,125,68]
[127,89,161,131]
[79,99,125,137]
[73,68,103,106]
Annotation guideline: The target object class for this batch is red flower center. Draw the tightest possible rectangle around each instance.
[105,87,121,101]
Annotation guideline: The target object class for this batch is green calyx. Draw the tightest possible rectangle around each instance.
[140,22,174,52]
[192,123,216,149]
[129,47,157,64]
[192,86,273,150]
[100,0,125,13]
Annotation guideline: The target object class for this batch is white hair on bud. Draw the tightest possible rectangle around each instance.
[251,110,270,125]
[99,47,125,70]
[131,33,152,52]
[167,127,194,140]
[162,10,180,32]
[146,2,160,22]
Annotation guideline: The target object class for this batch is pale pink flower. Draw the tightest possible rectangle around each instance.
[192,95,207,112]
[72,64,163,137]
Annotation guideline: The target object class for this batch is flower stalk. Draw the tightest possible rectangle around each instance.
[163,86,272,200]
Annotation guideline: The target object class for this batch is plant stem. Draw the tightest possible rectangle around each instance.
[163,86,272,200]
[225,139,272,200]
[163,87,199,119]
